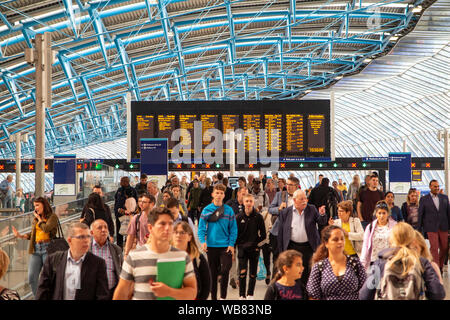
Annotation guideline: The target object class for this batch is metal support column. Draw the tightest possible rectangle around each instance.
[15,133,21,191]
[26,33,54,197]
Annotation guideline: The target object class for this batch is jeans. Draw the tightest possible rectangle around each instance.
[238,246,260,297]
[206,247,233,300]
[28,242,49,297]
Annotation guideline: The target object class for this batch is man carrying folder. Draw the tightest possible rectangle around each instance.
[113,207,197,300]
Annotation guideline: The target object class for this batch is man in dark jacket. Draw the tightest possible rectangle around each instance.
[278,189,326,283]
[134,173,148,196]
[308,177,340,232]
[235,194,266,300]
[36,222,109,300]
[187,179,202,224]
[418,180,450,272]
[114,177,138,248]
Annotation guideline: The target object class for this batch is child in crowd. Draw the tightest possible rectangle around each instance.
[264,250,308,300]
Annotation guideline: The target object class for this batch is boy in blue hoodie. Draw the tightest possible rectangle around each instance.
[198,183,238,300]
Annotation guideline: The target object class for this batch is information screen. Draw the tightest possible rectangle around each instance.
[179,114,197,153]
[243,114,261,152]
[130,100,330,160]
[222,114,240,153]
[264,114,282,152]
[157,115,176,153]
[201,114,219,151]
[136,115,155,156]
[307,114,326,153]
[286,114,304,153]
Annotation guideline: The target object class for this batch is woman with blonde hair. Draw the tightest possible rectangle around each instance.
[172,221,211,300]
[0,248,20,300]
[411,230,443,284]
[359,222,445,300]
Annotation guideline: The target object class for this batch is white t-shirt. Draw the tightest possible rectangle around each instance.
[371,225,390,262]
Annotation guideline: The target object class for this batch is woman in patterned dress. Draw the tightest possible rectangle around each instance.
[307,225,366,300]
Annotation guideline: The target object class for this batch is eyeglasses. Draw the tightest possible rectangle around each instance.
[72,235,91,240]
[174,231,188,236]
[287,183,297,187]
[138,200,150,204]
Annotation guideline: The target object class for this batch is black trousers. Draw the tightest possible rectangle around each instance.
[269,233,279,278]
[237,246,260,297]
[188,209,199,224]
[287,240,314,284]
[261,243,272,278]
[115,218,123,248]
[206,247,233,300]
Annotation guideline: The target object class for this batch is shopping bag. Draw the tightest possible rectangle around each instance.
[256,255,267,281]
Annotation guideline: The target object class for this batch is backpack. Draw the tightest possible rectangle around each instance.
[376,259,425,300]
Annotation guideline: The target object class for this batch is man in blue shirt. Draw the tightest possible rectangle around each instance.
[0,175,14,210]
[198,183,237,300]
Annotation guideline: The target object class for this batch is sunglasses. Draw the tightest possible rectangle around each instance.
[375,202,389,209]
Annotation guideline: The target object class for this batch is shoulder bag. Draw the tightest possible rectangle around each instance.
[46,217,69,255]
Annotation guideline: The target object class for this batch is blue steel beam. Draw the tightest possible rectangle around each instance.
[62,0,79,38]
[158,0,172,52]
[57,54,79,102]
[1,73,25,117]
[88,8,110,68]
[114,38,141,100]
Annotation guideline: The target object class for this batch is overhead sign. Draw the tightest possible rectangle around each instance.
[140,139,168,188]
[54,154,76,196]
[388,152,411,193]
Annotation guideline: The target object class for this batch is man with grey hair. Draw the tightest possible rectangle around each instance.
[0,174,14,209]
[35,222,109,300]
[277,189,327,283]
[89,219,123,299]
[147,180,164,207]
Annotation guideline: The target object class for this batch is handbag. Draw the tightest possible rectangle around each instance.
[46,217,69,255]
[119,214,131,236]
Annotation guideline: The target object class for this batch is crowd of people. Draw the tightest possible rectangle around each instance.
[0,171,448,301]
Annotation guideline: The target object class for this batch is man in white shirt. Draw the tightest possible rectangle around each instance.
[278,189,327,283]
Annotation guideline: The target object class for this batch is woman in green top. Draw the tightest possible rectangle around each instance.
[328,200,364,257]
[12,197,58,297]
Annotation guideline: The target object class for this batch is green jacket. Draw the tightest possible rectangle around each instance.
[187,187,202,210]
[25,212,59,254]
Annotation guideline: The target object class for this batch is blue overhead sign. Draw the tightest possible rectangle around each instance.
[54,154,76,196]
[388,152,411,182]
[140,139,168,176]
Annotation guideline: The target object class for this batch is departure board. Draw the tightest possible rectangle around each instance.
[286,114,304,153]
[179,115,197,153]
[307,114,326,153]
[222,115,240,152]
[157,115,176,153]
[201,114,219,151]
[264,114,282,152]
[130,100,330,161]
[243,115,261,152]
[136,115,155,155]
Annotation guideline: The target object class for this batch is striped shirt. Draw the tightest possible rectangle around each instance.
[91,239,117,290]
[120,245,194,300]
